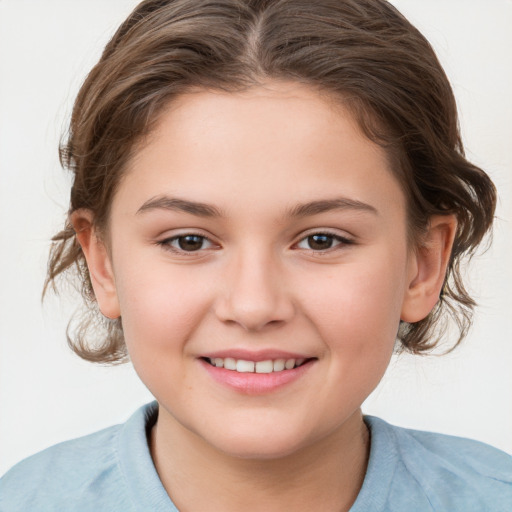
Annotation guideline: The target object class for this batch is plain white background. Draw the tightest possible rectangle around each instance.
[1,0,511,476]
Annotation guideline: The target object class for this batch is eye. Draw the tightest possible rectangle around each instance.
[159,234,215,253]
[296,232,352,251]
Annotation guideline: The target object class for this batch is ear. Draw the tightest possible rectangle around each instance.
[401,215,457,323]
[71,209,121,319]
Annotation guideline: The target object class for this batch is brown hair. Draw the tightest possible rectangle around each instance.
[45,0,496,363]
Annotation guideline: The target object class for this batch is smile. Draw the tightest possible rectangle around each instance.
[200,355,316,394]
[205,357,307,373]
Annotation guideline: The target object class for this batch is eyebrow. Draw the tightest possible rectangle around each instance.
[136,195,378,218]
[286,198,378,217]
[136,196,224,217]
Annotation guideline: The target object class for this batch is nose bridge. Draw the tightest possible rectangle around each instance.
[215,242,294,331]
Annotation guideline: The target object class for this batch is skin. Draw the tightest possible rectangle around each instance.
[74,81,456,512]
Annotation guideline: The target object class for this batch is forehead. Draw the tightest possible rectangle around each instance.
[119,81,405,220]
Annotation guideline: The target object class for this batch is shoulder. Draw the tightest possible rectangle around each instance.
[0,423,131,512]
[0,402,162,512]
[363,416,512,512]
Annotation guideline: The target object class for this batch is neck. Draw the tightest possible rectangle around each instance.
[150,407,370,512]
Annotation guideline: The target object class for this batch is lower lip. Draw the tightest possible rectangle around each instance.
[199,359,315,395]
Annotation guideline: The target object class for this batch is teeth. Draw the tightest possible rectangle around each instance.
[255,360,273,374]
[285,358,295,370]
[236,360,255,373]
[273,359,285,372]
[207,357,308,373]
[224,357,236,370]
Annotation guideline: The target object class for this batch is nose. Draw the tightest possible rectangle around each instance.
[213,247,295,332]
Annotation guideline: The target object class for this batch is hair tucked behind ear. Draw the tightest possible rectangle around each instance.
[45,0,496,363]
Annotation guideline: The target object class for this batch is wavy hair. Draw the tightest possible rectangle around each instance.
[45,0,496,363]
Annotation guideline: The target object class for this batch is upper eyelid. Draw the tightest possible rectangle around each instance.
[159,229,215,242]
[295,228,354,242]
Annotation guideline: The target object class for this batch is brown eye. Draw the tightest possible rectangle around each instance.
[160,234,215,253]
[296,232,353,252]
[177,235,206,251]
[306,234,334,250]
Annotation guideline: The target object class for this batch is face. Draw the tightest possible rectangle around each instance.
[99,82,419,458]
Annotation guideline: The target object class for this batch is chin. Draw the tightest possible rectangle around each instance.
[204,426,315,461]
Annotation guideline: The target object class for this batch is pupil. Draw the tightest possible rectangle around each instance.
[308,234,333,250]
[178,235,203,251]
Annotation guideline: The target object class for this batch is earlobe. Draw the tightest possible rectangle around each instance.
[401,215,457,323]
[71,210,121,319]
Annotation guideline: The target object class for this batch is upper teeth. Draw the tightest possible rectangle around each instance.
[208,357,305,373]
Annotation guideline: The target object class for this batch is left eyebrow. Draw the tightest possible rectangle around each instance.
[286,198,379,218]
[136,196,225,217]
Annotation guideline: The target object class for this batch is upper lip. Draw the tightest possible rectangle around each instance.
[200,349,314,362]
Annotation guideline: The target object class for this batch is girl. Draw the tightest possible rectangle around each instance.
[1,1,511,510]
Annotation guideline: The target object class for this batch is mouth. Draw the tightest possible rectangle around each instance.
[199,353,316,394]
[201,356,312,374]
[198,348,318,394]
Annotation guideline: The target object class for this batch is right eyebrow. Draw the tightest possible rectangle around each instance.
[136,196,225,218]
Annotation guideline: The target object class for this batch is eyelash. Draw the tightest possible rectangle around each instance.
[157,233,216,255]
[295,231,354,253]
[157,231,354,256]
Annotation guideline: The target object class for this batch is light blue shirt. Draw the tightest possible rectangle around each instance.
[1,401,511,511]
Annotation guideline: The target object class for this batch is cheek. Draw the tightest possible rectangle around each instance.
[113,260,212,358]
[313,262,403,325]
[113,262,218,405]
[299,251,407,368]
[298,260,405,419]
